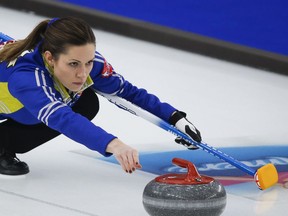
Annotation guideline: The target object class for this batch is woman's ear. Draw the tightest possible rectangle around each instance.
[43,51,54,67]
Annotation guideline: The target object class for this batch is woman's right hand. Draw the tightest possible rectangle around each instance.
[106,138,142,173]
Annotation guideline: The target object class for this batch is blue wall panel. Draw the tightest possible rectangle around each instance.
[59,0,288,56]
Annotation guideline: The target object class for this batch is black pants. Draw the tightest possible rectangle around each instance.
[0,88,99,154]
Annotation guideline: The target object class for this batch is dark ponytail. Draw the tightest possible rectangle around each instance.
[0,20,49,62]
[0,17,95,62]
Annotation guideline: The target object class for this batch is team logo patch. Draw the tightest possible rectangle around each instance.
[101,60,114,77]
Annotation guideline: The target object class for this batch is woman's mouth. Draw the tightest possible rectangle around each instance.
[73,82,84,86]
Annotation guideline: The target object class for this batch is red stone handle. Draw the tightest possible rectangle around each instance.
[155,158,214,184]
[172,158,202,183]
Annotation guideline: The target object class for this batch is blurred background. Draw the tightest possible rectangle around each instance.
[0,0,287,75]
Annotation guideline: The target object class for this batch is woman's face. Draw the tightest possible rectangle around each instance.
[44,43,95,92]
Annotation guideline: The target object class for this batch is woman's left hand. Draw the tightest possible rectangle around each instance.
[106,138,142,173]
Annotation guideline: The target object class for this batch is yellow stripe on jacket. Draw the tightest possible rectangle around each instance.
[0,82,23,114]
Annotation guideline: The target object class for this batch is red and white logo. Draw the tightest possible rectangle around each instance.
[101,60,114,78]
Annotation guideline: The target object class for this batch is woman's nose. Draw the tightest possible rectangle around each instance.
[77,67,87,78]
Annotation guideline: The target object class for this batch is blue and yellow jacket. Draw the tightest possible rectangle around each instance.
[0,37,176,156]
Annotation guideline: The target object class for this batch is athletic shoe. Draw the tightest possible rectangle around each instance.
[0,150,29,175]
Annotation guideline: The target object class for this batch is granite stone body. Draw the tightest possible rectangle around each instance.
[142,158,227,216]
[143,179,226,216]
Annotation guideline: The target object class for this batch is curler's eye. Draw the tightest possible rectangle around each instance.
[69,62,79,67]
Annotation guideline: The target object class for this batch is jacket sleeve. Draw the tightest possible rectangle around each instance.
[91,52,177,122]
[8,69,115,156]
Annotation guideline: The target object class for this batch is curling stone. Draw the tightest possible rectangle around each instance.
[142,158,226,216]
